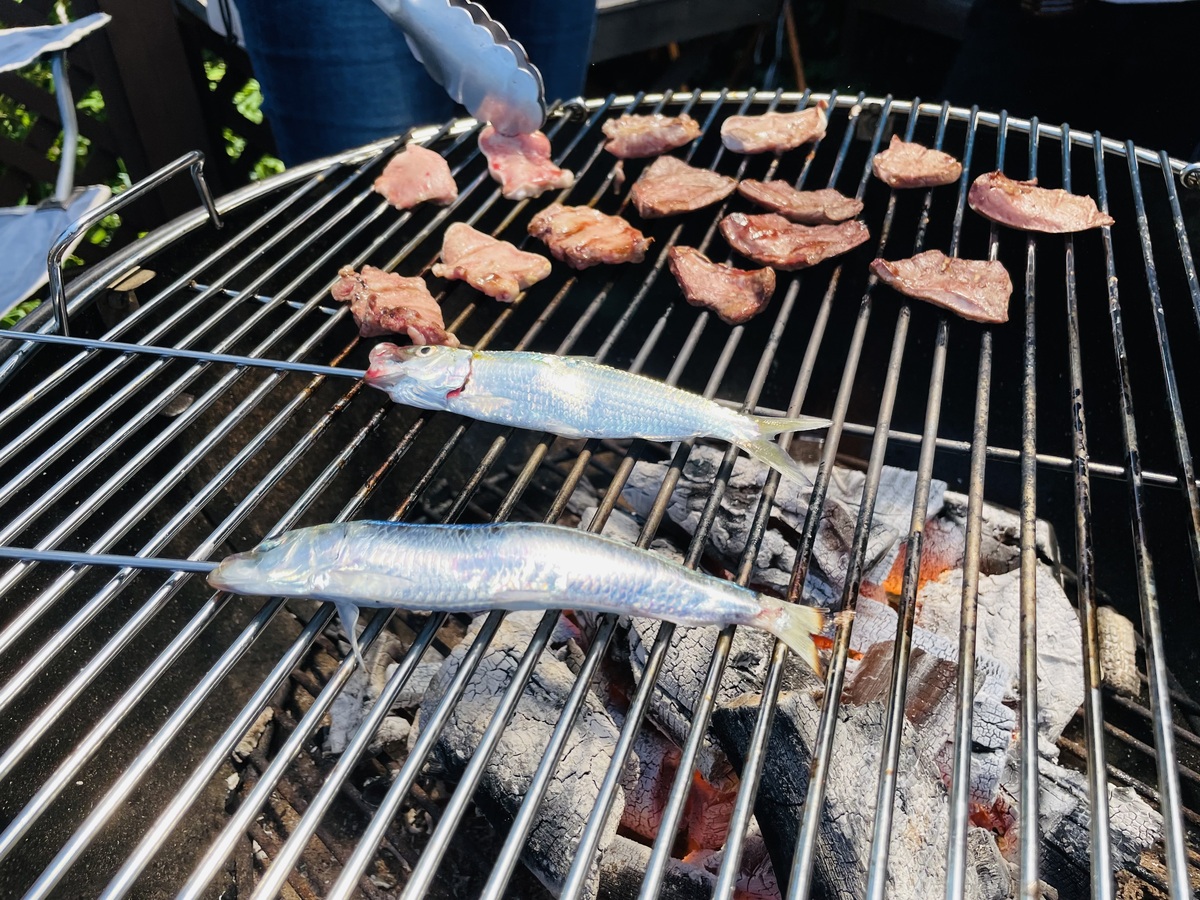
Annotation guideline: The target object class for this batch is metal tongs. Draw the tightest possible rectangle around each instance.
[370,0,547,136]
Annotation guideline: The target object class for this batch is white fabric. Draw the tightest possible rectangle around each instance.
[0,12,110,74]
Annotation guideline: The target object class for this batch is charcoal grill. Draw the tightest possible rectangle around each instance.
[0,90,1198,900]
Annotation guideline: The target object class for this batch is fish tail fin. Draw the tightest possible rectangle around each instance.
[749,413,830,437]
[735,436,813,485]
[756,596,828,675]
[335,600,367,670]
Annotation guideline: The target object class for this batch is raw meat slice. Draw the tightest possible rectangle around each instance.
[431,222,552,302]
[736,181,863,224]
[720,100,828,154]
[372,142,458,209]
[870,250,1012,323]
[719,212,870,270]
[601,113,702,158]
[667,246,775,325]
[479,125,575,200]
[629,156,738,218]
[872,135,963,188]
[968,170,1114,232]
[330,265,458,345]
[527,203,652,269]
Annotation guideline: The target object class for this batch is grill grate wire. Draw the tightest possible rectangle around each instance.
[0,91,1196,900]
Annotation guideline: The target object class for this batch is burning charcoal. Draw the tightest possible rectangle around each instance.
[622,446,946,603]
[682,819,780,899]
[915,564,1085,746]
[419,611,627,900]
[850,597,1015,807]
[598,834,717,899]
[992,754,1162,897]
[626,616,778,780]
[713,689,1008,899]
[619,726,680,842]
[940,491,1058,576]
[1097,606,1141,698]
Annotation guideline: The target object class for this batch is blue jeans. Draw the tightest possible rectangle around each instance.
[236,0,597,164]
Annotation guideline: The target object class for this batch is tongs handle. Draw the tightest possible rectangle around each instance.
[370,0,546,136]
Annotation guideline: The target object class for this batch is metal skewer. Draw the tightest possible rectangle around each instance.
[0,546,217,574]
[0,329,368,380]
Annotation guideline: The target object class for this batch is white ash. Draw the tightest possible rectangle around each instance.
[847,597,1015,807]
[621,446,946,600]
[1096,606,1141,698]
[387,659,447,710]
[996,752,1162,895]
[419,611,627,900]
[915,564,1085,747]
[939,491,1058,575]
[713,687,1005,900]
[326,631,409,755]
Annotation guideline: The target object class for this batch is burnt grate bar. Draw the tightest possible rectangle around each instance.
[0,91,1197,900]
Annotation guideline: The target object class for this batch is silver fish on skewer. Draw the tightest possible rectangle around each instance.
[206,520,827,672]
[363,343,828,483]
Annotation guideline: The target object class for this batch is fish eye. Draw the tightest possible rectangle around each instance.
[416,345,434,356]
[255,536,284,553]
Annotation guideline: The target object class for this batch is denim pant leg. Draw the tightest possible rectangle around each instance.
[237,0,457,164]
[487,0,597,105]
[237,0,596,166]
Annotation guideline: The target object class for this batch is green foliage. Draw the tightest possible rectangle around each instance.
[1,299,41,326]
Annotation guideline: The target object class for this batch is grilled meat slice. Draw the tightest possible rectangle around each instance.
[329,265,457,346]
[601,113,702,158]
[736,181,864,224]
[720,212,870,270]
[720,100,828,154]
[871,250,1012,324]
[527,203,652,269]
[372,142,458,209]
[872,135,963,188]
[628,156,738,219]
[667,246,775,325]
[968,170,1114,232]
[431,222,552,302]
[479,125,575,200]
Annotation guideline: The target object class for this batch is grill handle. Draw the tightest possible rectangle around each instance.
[1179,161,1200,190]
[46,151,222,337]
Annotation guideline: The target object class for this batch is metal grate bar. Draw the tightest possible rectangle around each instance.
[1015,117,1042,900]
[7,364,398,889]
[787,97,949,900]
[944,108,1005,899]
[1129,149,1200,596]
[865,100,982,900]
[1059,128,1116,900]
[1096,146,1193,898]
